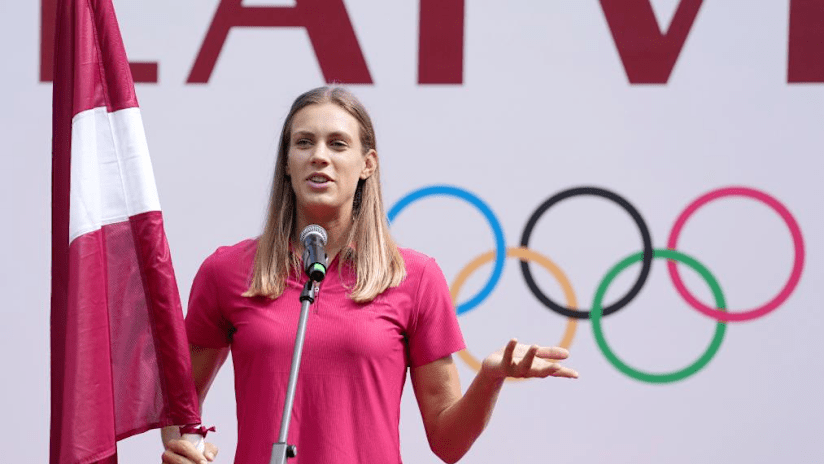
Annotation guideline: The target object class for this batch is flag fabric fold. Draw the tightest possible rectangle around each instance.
[51,1,201,463]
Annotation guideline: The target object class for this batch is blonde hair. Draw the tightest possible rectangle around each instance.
[244,87,406,302]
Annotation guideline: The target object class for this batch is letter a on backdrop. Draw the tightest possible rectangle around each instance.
[50,1,201,463]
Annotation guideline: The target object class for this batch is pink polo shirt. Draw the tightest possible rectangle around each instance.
[185,239,465,464]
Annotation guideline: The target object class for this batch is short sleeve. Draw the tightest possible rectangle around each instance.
[185,256,232,348]
[407,258,466,367]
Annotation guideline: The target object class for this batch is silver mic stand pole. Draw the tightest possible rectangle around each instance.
[269,271,322,464]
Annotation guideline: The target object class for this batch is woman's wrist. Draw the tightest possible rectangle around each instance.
[160,425,181,448]
[477,362,507,389]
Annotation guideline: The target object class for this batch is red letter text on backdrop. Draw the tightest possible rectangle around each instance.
[418,0,464,84]
[788,0,824,83]
[187,0,371,84]
[40,0,158,83]
[600,0,703,84]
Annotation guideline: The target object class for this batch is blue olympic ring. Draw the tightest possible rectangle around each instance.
[387,185,506,315]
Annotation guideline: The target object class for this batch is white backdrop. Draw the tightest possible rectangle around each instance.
[3,1,823,463]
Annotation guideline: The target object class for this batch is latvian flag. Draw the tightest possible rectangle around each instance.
[50,1,201,463]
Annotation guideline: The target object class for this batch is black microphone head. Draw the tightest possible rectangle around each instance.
[300,224,327,245]
[300,225,328,281]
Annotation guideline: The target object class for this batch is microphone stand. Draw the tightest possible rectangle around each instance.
[269,278,318,464]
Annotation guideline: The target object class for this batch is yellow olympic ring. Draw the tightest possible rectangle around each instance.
[450,247,579,379]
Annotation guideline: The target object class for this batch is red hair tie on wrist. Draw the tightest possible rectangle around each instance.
[179,424,216,437]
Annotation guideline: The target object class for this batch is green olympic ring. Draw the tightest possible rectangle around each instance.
[591,249,727,383]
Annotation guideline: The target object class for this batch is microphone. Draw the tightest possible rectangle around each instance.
[300,225,328,282]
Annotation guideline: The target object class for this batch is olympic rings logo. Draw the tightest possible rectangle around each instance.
[387,185,805,384]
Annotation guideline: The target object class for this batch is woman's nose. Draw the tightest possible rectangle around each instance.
[309,145,330,165]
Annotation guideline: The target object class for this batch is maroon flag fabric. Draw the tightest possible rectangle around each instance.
[50,1,201,463]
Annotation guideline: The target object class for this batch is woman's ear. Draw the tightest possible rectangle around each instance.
[360,149,378,180]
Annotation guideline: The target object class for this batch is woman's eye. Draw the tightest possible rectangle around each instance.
[331,140,348,148]
[295,138,311,146]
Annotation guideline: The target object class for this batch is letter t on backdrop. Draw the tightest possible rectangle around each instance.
[50,1,201,463]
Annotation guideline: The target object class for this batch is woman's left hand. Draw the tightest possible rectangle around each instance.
[481,338,579,380]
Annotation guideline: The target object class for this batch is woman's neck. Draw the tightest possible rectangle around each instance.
[295,210,352,263]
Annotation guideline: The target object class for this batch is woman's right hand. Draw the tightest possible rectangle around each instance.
[161,438,218,464]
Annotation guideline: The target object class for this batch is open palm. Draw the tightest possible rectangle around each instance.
[482,338,579,380]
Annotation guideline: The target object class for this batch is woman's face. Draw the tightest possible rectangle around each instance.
[286,103,376,223]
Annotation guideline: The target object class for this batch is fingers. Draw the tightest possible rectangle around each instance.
[534,346,569,361]
[512,357,578,379]
[537,362,579,379]
[204,442,219,462]
[508,343,568,361]
[488,339,579,379]
[503,338,517,361]
[503,341,578,379]
[161,448,197,464]
[163,438,208,464]
[513,344,538,376]
[501,338,518,374]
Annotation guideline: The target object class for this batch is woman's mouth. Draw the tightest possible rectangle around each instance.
[307,174,332,188]
[309,175,330,183]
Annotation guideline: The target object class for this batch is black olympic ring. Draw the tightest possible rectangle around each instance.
[519,186,653,319]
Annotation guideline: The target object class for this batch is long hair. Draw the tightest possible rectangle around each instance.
[244,87,406,302]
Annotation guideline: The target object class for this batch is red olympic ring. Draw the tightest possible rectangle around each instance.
[666,187,805,322]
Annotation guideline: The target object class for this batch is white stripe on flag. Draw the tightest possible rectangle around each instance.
[69,107,161,242]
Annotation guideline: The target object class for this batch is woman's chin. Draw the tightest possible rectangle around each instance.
[299,200,350,221]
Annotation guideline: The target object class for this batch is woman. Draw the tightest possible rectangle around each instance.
[162,87,578,464]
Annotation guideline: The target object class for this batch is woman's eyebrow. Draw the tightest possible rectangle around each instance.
[326,131,353,141]
[291,130,315,138]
